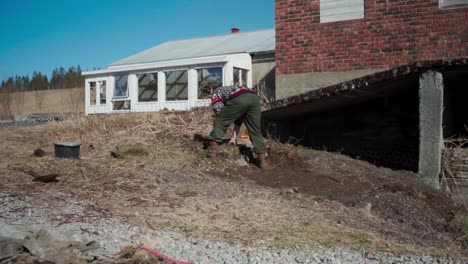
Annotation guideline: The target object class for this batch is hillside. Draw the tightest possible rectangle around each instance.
[0,110,466,262]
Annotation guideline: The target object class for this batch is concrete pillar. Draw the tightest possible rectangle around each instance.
[418,70,444,188]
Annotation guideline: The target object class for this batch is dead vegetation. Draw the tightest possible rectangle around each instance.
[442,137,468,203]
[0,110,467,259]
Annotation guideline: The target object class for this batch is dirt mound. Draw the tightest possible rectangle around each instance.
[219,145,467,253]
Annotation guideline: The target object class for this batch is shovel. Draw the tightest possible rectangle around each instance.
[14,167,59,183]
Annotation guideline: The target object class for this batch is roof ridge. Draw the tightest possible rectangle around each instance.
[164,28,275,44]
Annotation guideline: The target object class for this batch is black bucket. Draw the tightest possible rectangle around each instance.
[54,141,81,159]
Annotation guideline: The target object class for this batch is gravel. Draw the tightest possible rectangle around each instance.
[0,115,69,128]
[1,191,466,264]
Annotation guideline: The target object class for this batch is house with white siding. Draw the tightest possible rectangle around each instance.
[82,28,275,115]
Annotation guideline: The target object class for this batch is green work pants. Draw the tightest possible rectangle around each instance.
[208,93,268,154]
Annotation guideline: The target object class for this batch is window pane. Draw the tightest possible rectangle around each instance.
[166,70,188,101]
[114,75,128,97]
[113,100,131,110]
[197,67,222,99]
[89,82,96,105]
[138,73,158,102]
[99,81,106,104]
[440,0,468,8]
[241,70,248,86]
[233,68,240,85]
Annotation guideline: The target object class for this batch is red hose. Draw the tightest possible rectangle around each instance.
[137,245,193,264]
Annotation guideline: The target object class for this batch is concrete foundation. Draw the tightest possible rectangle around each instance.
[418,70,444,188]
[265,87,420,171]
[275,69,383,99]
[264,60,468,197]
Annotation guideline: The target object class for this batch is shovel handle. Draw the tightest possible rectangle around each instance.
[13,167,41,178]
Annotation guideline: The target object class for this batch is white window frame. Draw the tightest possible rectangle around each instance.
[89,81,97,106]
[320,0,364,23]
[136,72,159,102]
[113,74,129,98]
[233,67,249,86]
[165,69,189,101]
[439,0,468,9]
[98,80,107,105]
[111,99,131,111]
[194,64,224,99]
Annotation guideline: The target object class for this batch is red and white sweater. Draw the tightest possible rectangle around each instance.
[211,85,257,114]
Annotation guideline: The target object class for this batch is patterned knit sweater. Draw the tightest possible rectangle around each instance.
[211,85,257,114]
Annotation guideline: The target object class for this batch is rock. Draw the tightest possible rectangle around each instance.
[111,144,149,159]
[235,157,249,166]
[0,160,8,169]
[33,148,46,157]
[175,186,197,197]
[13,115,29,122]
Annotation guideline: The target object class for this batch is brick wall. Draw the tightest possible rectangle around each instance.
[276,0,468,75]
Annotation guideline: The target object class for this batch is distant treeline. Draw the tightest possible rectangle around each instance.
[0,65,86,92]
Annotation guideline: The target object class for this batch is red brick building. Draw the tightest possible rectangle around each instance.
[275,0,468,98]
[266,1,468,196]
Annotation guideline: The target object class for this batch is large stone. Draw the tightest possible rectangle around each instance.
[111,144,149,159]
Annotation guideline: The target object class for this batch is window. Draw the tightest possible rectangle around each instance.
[241,70,248,86]
[234,67,249,86]
[113,100,131,110]
[99,80,106,105]
[114,75,128,97]
[197,67,222,99]
[439,0,468,9]
[89,81,96,105]
[137,73,158,102]
[166,70,188,101]
[320,0,364,23]
[233,68,240,85]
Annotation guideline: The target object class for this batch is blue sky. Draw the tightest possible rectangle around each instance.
[0,0,274,82]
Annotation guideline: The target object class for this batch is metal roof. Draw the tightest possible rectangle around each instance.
[109,28,275,67]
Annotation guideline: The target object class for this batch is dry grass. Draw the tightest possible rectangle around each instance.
[441,137,468,208]
[115,246,166,264]
[0,111,466,258]
[46,108,212,144]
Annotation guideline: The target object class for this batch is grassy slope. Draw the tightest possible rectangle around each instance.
[0,110,466,258]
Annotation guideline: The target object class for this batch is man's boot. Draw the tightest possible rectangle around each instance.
[206,141,219,158]
[257,152,268,169]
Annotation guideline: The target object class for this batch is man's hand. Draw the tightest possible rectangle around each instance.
[228,137,236,145]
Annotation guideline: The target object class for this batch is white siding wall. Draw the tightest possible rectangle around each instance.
[84,54,251,115]
[320,0,364,23]
[188,68,198,108]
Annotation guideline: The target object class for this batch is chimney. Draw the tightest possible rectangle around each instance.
[231,28,240,33]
